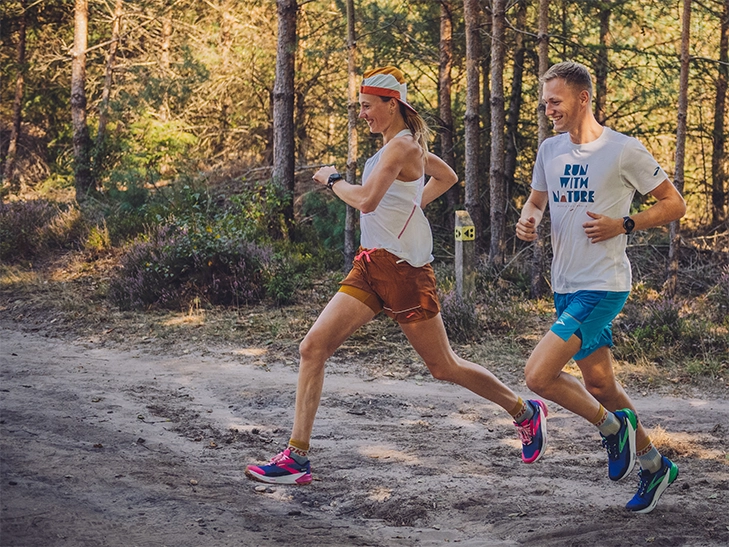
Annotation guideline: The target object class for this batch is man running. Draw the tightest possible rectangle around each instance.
[516,61,686,514]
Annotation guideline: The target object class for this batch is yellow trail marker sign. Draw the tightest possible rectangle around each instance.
[455,225,475,241]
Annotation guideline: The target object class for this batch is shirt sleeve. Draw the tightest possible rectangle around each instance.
[620,137,668,195]
[531,143,548,192]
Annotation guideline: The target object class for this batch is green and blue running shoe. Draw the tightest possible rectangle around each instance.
[626,456,679,514]
[601,408,638,481]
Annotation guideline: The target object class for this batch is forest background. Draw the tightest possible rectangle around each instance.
[0,0,728,386]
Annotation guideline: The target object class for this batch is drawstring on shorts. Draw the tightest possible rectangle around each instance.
[354,248,377,263]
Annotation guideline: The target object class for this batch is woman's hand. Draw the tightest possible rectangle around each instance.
[313,165,338,186]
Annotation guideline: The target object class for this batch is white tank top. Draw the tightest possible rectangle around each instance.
[359,130,433,267]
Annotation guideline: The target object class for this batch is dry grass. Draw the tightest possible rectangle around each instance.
[1,247,727,398]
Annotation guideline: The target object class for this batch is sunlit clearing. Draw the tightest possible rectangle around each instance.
[368,486,392,502]
[162,314,206,327]
[232,348,268,357]
[650,425,726,462]
[360,446,420,464]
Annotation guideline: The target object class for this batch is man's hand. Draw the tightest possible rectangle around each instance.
[516,216,539,241]
[583,211,624,243]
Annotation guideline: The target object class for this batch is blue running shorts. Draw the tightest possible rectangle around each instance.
[551,291,630,361]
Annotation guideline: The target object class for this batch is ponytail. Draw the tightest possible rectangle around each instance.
[400,103,431,160]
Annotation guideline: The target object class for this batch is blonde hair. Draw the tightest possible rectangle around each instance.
[398,102,431,159]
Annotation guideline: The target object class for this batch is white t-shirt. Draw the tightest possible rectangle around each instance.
[532,127,667,293]
[360,130,433,267]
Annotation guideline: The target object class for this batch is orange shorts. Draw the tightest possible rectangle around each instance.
[338,248,440,324]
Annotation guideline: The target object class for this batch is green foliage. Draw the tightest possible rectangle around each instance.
[614,294,729,377]
[107,218,273,311]
[264,246,318,306]
[299,190,348,253]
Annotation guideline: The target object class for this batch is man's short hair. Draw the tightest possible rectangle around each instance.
[541,61,593,98]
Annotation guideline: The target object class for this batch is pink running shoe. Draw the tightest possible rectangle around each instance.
[514,399,548,463]
[246,449,312,485]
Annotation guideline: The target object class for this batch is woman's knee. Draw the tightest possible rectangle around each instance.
[299,331,331,363]
[425,360,457,383]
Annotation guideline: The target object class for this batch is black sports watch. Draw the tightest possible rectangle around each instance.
[326,173,343,190]
[623,216,635,235]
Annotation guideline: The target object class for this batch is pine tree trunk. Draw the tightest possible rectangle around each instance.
[2,1,26,192]
[489,0,507,266]
[463,0,482,246]
[160,10,172,122]
[344,0,357,269]
[94,0,123,173]
[595,5,610,124]
[504,0,527,209]
[273,0,297,236]
[531,0,551,298]
[712,0,729,228]
[480,9,492,230]
[439,0,458,228]
[72,0,94,201]
[666,0,691,296]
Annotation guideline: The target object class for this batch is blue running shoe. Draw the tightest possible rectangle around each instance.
[626,456,679,514]
[246,448,312,485]
[514,399,548,463]
[601,408,637,481]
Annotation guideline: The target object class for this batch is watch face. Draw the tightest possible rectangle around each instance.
[624,217,635,233]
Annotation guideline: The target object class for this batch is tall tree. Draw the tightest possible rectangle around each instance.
[94,0,123,173]
[531,0,551,298]
[159,7,172,122]
[2,0,27,191]
[439,0,458,225]
[463,0,482,244]
[489,0,507,266]
[595,1,611,124]
[712,0,729,228]
[504,0,527,208]
[72,0,93,201]
[666,0,691,296]
[273,0,297,234]
[344,0,357,268]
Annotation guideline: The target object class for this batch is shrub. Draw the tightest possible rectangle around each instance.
[439,289,481,343]
[107,223,272,310]
[0,199,85,262]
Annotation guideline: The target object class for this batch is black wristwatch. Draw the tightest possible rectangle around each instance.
[326,173,343,190]
[623,216,635,235]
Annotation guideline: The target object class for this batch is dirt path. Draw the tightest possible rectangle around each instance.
[1,325,727,547]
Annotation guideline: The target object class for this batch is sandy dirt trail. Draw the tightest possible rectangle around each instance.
[1,325,727,547]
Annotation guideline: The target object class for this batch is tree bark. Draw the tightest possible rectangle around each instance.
[504,0,527,211]
[2,1,27,192]
[344,0,357,269]
[463,0,482,246]
[666,0,691,296]
[72,0,94,201]
[480,6,492,232]
[160,9,172,122]
[439,0,458,227]
[273,0,297,235]
[94,0,123,173]
[531,0,551,298]
[595,3,611,124]
[489,0,507,266]
[712,0,729,228]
